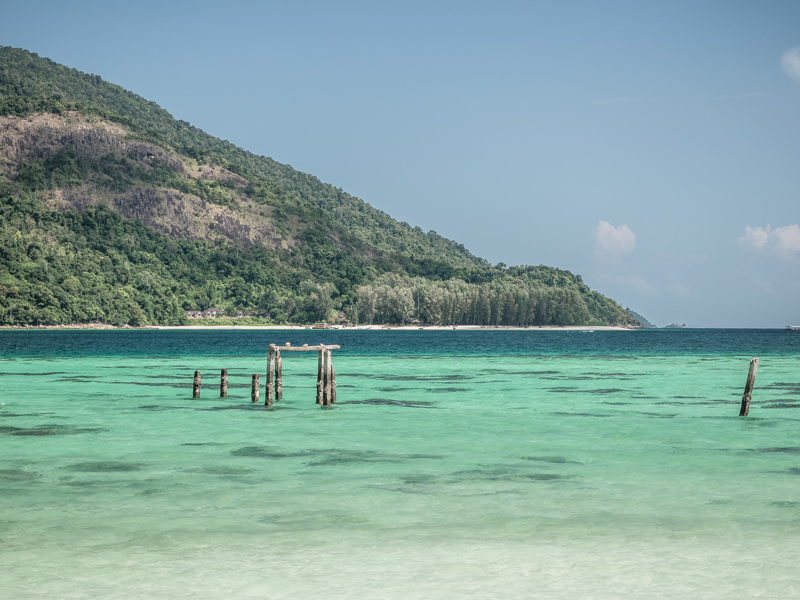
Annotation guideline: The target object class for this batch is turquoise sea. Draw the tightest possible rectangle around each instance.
[2,329,800,599]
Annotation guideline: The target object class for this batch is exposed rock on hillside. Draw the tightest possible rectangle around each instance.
[1,112,286,250]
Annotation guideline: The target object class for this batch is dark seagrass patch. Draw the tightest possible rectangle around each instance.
[0,469,40,481]
[337,398,437,408]
[0,424,106,436]
[66,461,145,472]
[521,456,582,464]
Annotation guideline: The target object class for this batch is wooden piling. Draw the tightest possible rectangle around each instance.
[323,349,333,406]
[193,370,201,398]
[265,344,275,406]
[316,346,324,404]
[321,349,328,406]
[331,360,336,404]
[739,357,759,416]
[275,350,283,400]
[220,368,228,398]
[251,373,260,403]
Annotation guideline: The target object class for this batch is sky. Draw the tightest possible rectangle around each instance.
[2,0,799,327]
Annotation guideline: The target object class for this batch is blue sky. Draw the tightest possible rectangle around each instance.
[3,0,799,327]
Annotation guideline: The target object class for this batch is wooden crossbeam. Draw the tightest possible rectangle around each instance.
[274,343,341,352]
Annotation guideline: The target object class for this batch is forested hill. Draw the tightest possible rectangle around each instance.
[0,46,639,327]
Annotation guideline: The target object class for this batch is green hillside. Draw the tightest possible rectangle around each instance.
[0,46,638,327]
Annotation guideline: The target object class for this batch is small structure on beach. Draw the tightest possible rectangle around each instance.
[184,308,226,319]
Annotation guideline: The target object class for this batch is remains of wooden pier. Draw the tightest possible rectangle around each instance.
[264,343,339,407]
[193,350,762,417]
[191,343,339,407]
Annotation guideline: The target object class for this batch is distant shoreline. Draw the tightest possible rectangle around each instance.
[0,323,637,332]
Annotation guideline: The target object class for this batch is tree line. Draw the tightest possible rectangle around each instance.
[352,273,604,326]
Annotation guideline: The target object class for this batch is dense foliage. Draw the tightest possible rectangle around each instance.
[0,46,638,327]
[354,274,593,326]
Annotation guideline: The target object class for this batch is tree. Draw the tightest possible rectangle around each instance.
[301,280,336,322]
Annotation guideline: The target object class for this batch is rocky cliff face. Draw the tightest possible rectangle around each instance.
[0,111,287,251]
[1,112,180,168]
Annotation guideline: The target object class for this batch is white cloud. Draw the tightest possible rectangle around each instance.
[738,225,769,249]
[772,224,800,257]
[781,48,800,81]
[739,224,800,260]
[594,221,636,258]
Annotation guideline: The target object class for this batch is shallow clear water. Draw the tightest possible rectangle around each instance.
[2,329,800,598]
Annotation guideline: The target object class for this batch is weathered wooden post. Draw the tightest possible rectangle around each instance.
[275,350,283,400]
[739,357,759,416]
[220,368,228,398]
[326,349,334,406]
[265,344,275,406]
[316,346,325,404]
[193,370,201,398]
[330,357,337,404]
[321,349,329,406]
[251,373,260,403]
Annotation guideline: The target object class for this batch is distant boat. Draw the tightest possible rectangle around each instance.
[786,326,800,332]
